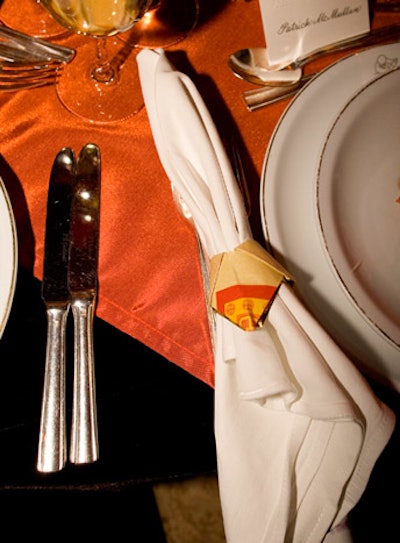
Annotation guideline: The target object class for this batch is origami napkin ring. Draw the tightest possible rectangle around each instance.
[209,239,293,331]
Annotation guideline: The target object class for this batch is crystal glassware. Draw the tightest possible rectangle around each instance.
[119,0,199,49]
[39,0,153,123]
[0,0,68,39]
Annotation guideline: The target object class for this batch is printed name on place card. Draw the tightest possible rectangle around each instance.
[258,0,370,68]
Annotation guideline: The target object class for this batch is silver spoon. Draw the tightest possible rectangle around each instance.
[243,72,316,111]
[229,24,400,86]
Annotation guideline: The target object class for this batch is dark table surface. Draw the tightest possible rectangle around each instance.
[1,271,400,542]
[0,266,217,491]
[0,266,217,538]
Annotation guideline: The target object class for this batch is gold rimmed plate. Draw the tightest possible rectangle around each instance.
[0,176,17,338]
[261,43,400,391]
[316,68,400,351]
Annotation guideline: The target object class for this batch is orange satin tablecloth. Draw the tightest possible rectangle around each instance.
[0,1,397,388]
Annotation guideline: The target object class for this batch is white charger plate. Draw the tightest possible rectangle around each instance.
[0,176,17,338]
[261,43,400,391]
[316,68,400,349]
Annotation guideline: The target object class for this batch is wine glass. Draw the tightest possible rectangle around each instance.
[119,0,200,49]
[0,0,68,39]
[39,0,154,123]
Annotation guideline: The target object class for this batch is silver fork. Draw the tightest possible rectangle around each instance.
[0,60,63,91]
[0,25,75,91]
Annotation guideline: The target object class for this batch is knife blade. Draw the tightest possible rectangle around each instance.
[69,143,101,465]
[37,147,75,473]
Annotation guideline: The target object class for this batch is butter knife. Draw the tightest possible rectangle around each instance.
[37,147,75,473]
[69,143,101,465]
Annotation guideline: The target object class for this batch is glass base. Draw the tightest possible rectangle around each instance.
[119,0,199,49]
[56,38,143,124]
[0,0,68,39]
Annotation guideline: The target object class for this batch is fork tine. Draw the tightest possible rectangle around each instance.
[0,74,56,85]
[0,78,56,91]
[0,28,71,92]
[0,59,61,71]
[0,64,60,91]
[0,66,58,80]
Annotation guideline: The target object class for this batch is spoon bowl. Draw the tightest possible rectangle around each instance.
[228,48,302,86]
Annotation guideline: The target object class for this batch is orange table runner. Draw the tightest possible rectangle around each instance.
[0,1,397,388]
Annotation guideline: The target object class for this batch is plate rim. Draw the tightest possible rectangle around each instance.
[260,43,400,390]
[316,67,400,349]
[0,175,17,338]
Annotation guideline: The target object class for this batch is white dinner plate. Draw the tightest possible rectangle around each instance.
[316,68,400,349]
[0,176,17,338]
[261,43,400,391]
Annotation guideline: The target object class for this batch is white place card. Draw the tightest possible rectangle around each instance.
[258,0,370,68]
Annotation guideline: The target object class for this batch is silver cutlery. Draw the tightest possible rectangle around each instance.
[0,43,64,65]
[69,143,101,466]
[0,25,75,91]
[0,25,74,64]
[37,144,101,473]
[228,23,400,86]
[0,61,62,91]
[38,147,74,473]
[242,72,316,111]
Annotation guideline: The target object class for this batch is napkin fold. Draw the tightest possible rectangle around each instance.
[137,48,395,543]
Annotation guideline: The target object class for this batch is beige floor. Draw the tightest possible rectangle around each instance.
[153,474,226,543]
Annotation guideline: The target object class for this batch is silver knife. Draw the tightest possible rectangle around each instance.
[37,147,75,473]
[69,143,101,465]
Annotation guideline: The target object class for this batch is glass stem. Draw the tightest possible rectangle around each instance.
[91,37,116,84]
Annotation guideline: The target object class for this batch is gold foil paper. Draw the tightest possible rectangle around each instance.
[209,239,293,331]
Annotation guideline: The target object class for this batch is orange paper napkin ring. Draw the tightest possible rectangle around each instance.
[209,239,293,331]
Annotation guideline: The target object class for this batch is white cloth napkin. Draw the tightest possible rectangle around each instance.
[137,48,395,543]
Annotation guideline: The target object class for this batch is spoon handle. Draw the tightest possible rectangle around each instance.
[294,24,400,69]
[243,73,315,111]
[244,24,400,110]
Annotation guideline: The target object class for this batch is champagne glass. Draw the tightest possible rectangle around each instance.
[119,0,199,49]
[39,0,153,123]
[0,0,68,39]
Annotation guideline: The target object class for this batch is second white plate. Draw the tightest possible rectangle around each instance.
[0,176,17,338]
[261,43,400,391]
[316,68,400,349]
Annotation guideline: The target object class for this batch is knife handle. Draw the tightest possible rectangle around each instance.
[37,304,68,473]
[70,295,99,465]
